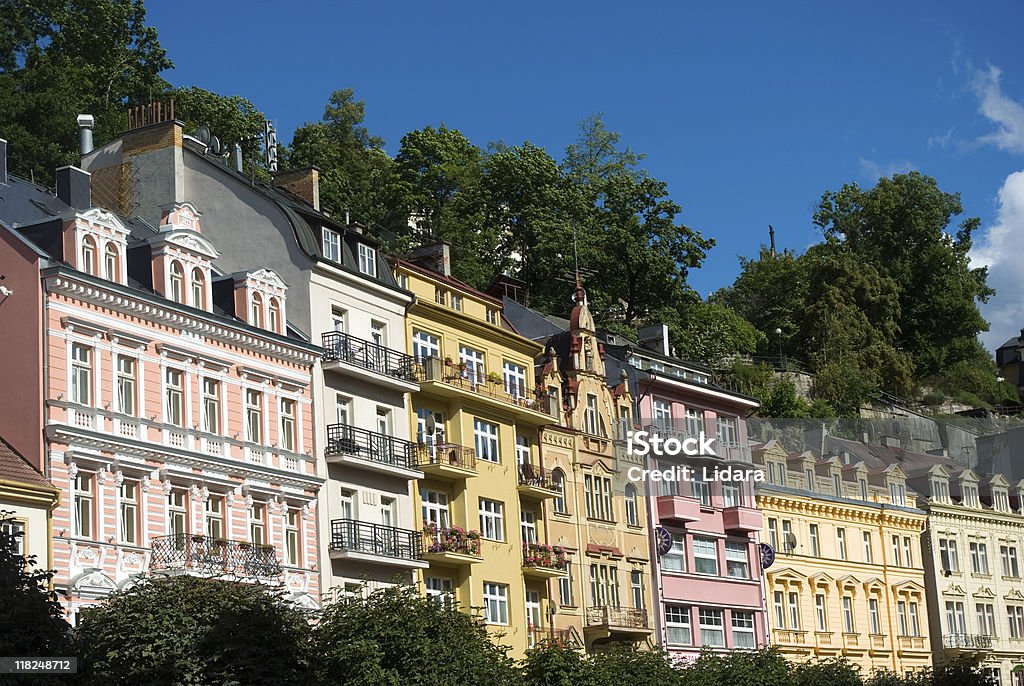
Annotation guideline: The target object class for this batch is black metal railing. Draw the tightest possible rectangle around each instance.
[329,519,423,561]
[150,534,280,578]
[943,633,993,649]
[517,463,557,491]
[413,442,477,471]
[322,331,418,381]
[325,423,418,470]
[586,606,650,630]
[413,357,554,414]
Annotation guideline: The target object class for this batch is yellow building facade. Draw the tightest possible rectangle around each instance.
[754,441,933,675]
[393,255,562,657]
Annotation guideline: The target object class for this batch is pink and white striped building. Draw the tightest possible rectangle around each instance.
[0,153,324,619]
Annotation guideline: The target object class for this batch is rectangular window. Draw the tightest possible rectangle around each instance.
[725,541,749,579]
[116,356,136,415]
[977,603,996,636]
[321,227,340,262]
[815,594,827,631]
[165,368,183,427]
[788,592,800,630]
[520,510,537,544]
[869,598,881,634]
[809,524,820,557]
[837,528,847,560]
[842,596,855,633]
[903,537,913,568]
[732,612,756,648]
[412,330,440,363]
[426,577,454,606]
[939,538,960,572]
[74,472,93,538]
[280,398,296,452]
[118,481,137,544]
[909,602,920,636]
[71,343,92,405]
[245,389,262,443]
[434,287,446,306]
[691,469,710,506]
[863,531,873,563]
[834,473,842,496]
[473,419,499,462]
[716,416,737,446]
[250,503,265,544]
[946,601,966,634]
[805,468,815,492]
[483,583,509,625]
[357,243,377,276]
[459,345,485,385]
[202,379,220,434]
[515,434,531,466]
[666,605,692,646]
[1,519,25,556]
[782,520,794,553]
[722,480,740,508]
[1008,606,1024,639]
[693,537,719,575]
[699,608,725,648]
[589,563,620,608]
[206,497,223,539]
[503,361,526,399]
[859,478,869,501]
[450,293,463,311]
[1002,545,1020,577]
[631,570,644,609]
[558,574,574,607]
[653,399,671,431]
[167,489,187,536]
[478,498,504,541]
[773,591,785,629]
[971,541,990,575]
[892,535,902,567]
[420,489,449,528]
[585,394,599,435]
[663,532,686,572]
[898,601,908,636]
[685,408,703,437]
[767,519,779,551]
[486,308,499,325]
[890,481,906,506]
[285,510,300,566]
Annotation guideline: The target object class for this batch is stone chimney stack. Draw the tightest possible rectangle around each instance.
[273,166,320,211]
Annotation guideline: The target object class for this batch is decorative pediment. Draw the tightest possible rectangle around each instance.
[769,567,805,585]
[249,268,288,290]
[943,583,966,597]
[78,207,130,235]
[892,579,926,594]
[862,577,886,592]
[836,574,861,590]
[286,592,320,611]
[809,572,836,587]
[159,229,220,259]
[973,586,996,599]
[1004,589,1024,602]
[957,469,980,484]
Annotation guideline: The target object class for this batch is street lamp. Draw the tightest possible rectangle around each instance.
[775,328,783,368]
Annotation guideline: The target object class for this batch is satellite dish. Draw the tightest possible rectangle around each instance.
[195,125,211,145]
[785,532,798,552]
[209,136,221,155]
[425,414,436,435]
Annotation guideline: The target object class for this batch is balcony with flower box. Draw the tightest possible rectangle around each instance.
[421,524,482,565]
[413,357,555,426]
[584,606,652,641]
[149,534,280,580]
[517,463,562,500]
[329,519,428,569]
[522,542,570,579]
[325,423,424,480]
[413,442,477,480]
[321,331,419,392]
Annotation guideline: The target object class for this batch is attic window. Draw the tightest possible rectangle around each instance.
[486,308,499,326]
[322,228,341,263]
[889,481,906,506]
[932,479,950,503]
[104,243,119,281]
[269,298,281,334]
[963,484,980,508]
[191,268,205,309]
[357,244,377,277]
[81,235,97,275]
[251,292,264,328]
[169,261,184,303]
[994,489,1010,512]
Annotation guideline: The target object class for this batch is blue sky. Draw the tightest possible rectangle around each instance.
[148,1,1024,352]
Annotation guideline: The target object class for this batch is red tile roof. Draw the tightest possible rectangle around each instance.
[0,436,53,490]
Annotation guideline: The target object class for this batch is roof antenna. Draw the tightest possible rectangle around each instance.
[572,225,586,306]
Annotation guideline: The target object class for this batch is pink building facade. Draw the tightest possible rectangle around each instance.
[0,160,323,619]
[603,333,765,659]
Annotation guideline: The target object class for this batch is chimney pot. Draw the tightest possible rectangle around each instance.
[55,166,91,209]
[77,114,95,155]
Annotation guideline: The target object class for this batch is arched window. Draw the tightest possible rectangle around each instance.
[552,468,566,514]
[169,261,184,303]
[624,483,639,526]
[191,268,205,309]
[251,292,263,328]
[103,243,119,281]
[81,235,97,275]
[268,297,281,333]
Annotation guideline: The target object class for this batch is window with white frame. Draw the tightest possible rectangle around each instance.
[115,356,135,415]
[842,596,855,633]
[725,541,749,578]
[805,468,815,492]
[589,563,619,607]
[691,469,710,506]
[483,583,508,624]
[716,416,737,446]
[165,368,183,427]
[869,597,881,634]
[118,480,137,544]
[81,235,97,274]
[103,242,119,281]
[834,473,843,496]
[321,227,341,262]
[976,602,996,636]
[585,394,599,435]
[503,361,526,398]
[889,481,907,506]
[285,509,300,566]
[558,574,574,607]
[70,343,92,405]
[662,531,686,572]
[268,297,281,333]
[624,484,639,526]
[206,496,223,539]
[478,498,504,541]
[693,537,718,575]
[788,592,800,629]
[970,541,990,575]
[837,528,847,560]
[191,268,206,310]
[474,419,499,462]
[552,469,566,513]
[863,531,873,563]
[459,345,485,384]
[515,434,530,466]
[412,330,440,363]
[666,605,692,646]
[933,478,950,502]
[815,593,828,631]
[945,601,966,635]
[631,570,644,609]
[450,293,463,311]
[773,591,785,628]
[767,518,778,551]
[939,537,960,572]
[280,398,296,452]
[202,379,220,434]
[486,308,499,325]
[897,601,909,636]
[434,287,446,305]
[169,260,184,303]
[732,612,756,648]
[1,519,25,555]
[684,408,703,437]
[809,524,820,557]
[859,477,869,500]
[1008,605,1024,638]
[421,489,450,528]
[245,389,262,444]
[963,484,980,508]
[653,399,671,431]
[699,608,725,647]
[520,510,537,544]
[1002,545,1020,577]
[167,489,187,536]
[250,502,266,544]
[722,479,740,508]
[426,577,454,606]
[903,536,913,568]
[584,474,613,520]
[994,489,1010,512]
[909,601,921,636]
[891,534,901,566]
[357,243,377,276]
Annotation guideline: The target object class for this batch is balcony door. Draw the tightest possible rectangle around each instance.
[417,408,446,449]
[459,346,485,386]
[421,489,450,529]
[378,497,397,555]
[525,591,542,647]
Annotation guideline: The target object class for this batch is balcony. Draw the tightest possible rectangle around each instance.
[528,626,583,650]
[321,331,419,391]
[584,606,652,641]
[722,506,762,533]
[150,534,280,579]
[943,633,993,651]
[656,495,702,524]
[517,463,561,499]
[413,357,555,425]
[328,519,428,569]
[522,543,570,579]
[422,524,482,565]
[413,442,477,479]
[325,423,423,479]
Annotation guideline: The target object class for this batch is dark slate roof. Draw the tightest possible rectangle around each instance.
[0,436,54,490]
[823,434,962,475]
[502,297,566,341]
[0,174,69,228]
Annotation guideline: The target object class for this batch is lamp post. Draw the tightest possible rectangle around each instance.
[775,328,783,368]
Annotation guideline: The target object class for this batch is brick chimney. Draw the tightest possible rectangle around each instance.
[409,243,451,277]
[273,166,319,211]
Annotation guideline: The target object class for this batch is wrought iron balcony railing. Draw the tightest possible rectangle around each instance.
[942,633,993,649]
[150,534,280,578]
[586,605,650,630]
[322,331,418,381]
[325,423,418,470]
[413,442,477,471]
[517,463,557,490]
[413,357,554,414]
[329,519,423,561]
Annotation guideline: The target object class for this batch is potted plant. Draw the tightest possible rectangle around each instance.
[486,371,503,385]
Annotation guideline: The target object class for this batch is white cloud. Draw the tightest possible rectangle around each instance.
[858,157,915,182]
[971,65,1024,154]
[971,171,1024,352]
[927,127,956,150]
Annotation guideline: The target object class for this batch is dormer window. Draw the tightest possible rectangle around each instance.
[994,489,1010,512]
[322,228,341,263]
[104,243,119,280]
[834,473,843,497]
[269,298,281,334]
[169,261,184,303]
[859,478,869,500]
[933,479,950,503]
[191,268,206,309]
[450,293,463,311]
[251,292,264,328]
[357,243,377,277]
[889,481,906,506]
[963,484,980,508]
[81,235,97,275]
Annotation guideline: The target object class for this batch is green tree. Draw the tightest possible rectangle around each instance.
[0,512,72,685]
[672,301,764,367]
[313,584,518,686]
[171,86,266,157]
[0,0,171,183]
[583,647,682,686]
[76,575,312,685]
